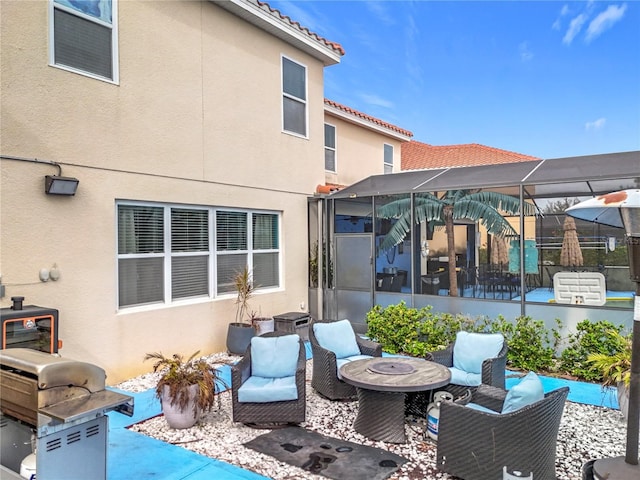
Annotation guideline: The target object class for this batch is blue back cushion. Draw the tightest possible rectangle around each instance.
[313,319,360,359]
[502,371,544,413]
[251,334,300,378]
[453,331,504,374]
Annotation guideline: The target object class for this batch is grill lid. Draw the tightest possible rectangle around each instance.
[0,348,105,391]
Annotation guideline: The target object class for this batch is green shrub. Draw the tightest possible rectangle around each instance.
[365,301,433,356]
[488,315,559,372]
[366,301,493,357]
[365,302,634,384]
[560,320,627,381]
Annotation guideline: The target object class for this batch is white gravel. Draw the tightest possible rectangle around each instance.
[116,353,626,480]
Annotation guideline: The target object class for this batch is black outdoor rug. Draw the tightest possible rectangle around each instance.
[243,426,408,480]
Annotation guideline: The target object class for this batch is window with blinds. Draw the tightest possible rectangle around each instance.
[282,56,307,136]
[51,0,117,81]
[117,203,280,308]
[325,123,336,172]
[117,205,164,307]
[171,208,209,299]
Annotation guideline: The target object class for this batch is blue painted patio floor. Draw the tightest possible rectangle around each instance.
[106,343,618,480]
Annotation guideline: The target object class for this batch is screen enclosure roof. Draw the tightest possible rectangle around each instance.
[329,151,639,200]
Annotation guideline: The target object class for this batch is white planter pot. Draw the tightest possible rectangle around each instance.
[254,317,275,336]
[161,384,201,429]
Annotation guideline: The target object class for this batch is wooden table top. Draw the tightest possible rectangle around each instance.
[339,357,450,393]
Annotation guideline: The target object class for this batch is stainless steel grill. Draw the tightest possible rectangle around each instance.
[0,348,134,480]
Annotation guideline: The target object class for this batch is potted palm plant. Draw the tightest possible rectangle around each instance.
[587,331,632,420]
[144,351,228,429]
[226,265,257,354]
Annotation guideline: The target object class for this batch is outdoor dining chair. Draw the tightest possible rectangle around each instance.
[231,331,306,426]
[309,318,382,400]
[436,379,569,480]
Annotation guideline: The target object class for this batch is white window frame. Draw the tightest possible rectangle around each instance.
[49,0,119,83]
[281,55,308,138]
[324,122,337,172]
[116,201,281,311]
[384,143,394,174]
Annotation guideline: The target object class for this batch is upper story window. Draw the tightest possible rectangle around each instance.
[282,56,307,137]
[50,0,118,82]
[324,123,336,172]
[117,202,280,309]
[384,143,394,174]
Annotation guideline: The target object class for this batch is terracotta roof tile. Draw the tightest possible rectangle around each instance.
[257,1,345,56]
[325,99,413,138]
[316,183,344,194]
[401,140,539,170]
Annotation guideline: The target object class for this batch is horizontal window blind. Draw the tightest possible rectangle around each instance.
[118,205,163,254]
[253,213,278,249]
[118,203,280,308]
[54,8,113,79]
[118,258,163,307]
[171,208,208,252]
[217,254,247,294]
[172,256,208,299]
[216,211,247,251]
[253,252,279,288]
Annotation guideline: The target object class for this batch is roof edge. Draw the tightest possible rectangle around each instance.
[211,0,343,66]
[324,99,413,141]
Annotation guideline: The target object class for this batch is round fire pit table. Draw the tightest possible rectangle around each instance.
[339,357,450,443]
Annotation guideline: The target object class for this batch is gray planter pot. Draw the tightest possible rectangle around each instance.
[226,322,255,355]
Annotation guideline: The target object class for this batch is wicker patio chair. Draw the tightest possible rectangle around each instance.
[309,319,382,400]
[436,384,569,480]
[406,331,508,417]
[427,331,508,398]
[231,331,305,426]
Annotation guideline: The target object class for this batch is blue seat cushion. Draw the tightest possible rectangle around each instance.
[237,375,298,403]
[502,371,544,413]
[453,331,504,374]
[448,366,481,386]
[251,334,300,378]
[336,354,373,379]
[313,319,360,359]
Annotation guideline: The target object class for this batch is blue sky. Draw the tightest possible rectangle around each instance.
[267,1,639,159]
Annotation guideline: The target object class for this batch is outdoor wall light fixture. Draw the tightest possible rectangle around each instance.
[45,175,79,196]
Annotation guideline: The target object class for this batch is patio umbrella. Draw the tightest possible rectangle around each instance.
[566,189,640,477]
[490,235,509,267]
[559,216,583,268]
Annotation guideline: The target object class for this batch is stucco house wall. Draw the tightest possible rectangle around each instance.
[324,102,412,187]
[0,0,338,382]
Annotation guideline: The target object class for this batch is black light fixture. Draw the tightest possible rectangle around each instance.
[45,175,79,196]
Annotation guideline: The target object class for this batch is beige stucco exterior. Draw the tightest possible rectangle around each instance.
[0,0,341,383]
[324,106,410,186]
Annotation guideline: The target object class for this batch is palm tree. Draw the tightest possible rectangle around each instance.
[376,190,537,296]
